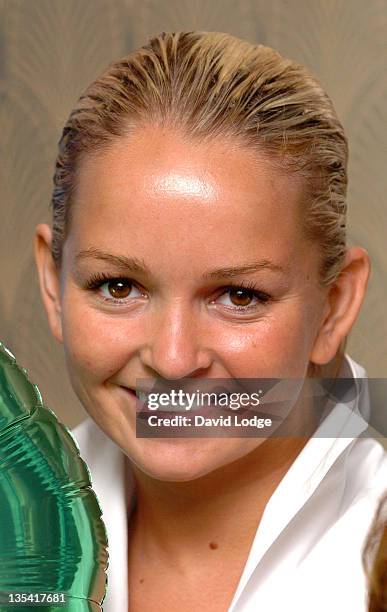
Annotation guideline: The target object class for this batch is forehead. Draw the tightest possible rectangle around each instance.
[68,126,306,265]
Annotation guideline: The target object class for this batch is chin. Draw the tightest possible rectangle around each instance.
[128,437,256,482]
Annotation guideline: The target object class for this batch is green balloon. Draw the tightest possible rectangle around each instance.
[0,342,108,611]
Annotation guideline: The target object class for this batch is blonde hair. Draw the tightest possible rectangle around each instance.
[363,494,387,611]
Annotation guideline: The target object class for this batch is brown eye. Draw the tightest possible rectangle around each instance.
[228,288,254,307]
[106,280,133,299]
[215,284,271,311]
[85,274,144,303]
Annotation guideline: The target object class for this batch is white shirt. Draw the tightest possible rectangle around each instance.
[71,355,387,611]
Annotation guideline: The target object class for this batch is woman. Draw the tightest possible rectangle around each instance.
[34,31,387,611]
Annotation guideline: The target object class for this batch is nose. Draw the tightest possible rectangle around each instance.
[138,300,213,380]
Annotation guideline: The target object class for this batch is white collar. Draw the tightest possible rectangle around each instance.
[71,354,370,611]
[228,354,370,609]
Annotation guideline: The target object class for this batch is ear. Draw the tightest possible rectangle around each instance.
[34,224,63,343]
[310,247,370,365]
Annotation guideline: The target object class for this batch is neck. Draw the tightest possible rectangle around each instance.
[126,436,308,569]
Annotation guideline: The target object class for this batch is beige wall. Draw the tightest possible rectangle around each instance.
[1,1,386,429]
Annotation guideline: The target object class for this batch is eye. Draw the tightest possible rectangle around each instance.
[100,279,142,301]
[215,282,271,310]
[85,273,145,303]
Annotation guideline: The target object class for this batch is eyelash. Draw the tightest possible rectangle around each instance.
[84,272,272,311]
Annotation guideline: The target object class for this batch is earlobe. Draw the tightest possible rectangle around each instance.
[34,224,63,344]
[310,247,370,365]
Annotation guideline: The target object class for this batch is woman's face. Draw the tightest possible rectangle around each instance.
[54,126,329,481]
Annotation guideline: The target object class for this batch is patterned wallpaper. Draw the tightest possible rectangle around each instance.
[1,0,386,428]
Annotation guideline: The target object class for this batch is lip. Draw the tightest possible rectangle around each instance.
[121,387,202,413]
[121,384,237,405]
[120,385,282,421]
[122,382,243,396]
[121,385,232,412]
[121,387,148,412]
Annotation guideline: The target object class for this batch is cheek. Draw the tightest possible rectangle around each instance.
[216,306,317,378]
[60,292,136,381]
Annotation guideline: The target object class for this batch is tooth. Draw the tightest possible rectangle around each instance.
[135,391,148,402]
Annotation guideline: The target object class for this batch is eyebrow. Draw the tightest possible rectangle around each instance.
[202,261,286,278]
[75,248,287,278]
[76,248,150,274]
